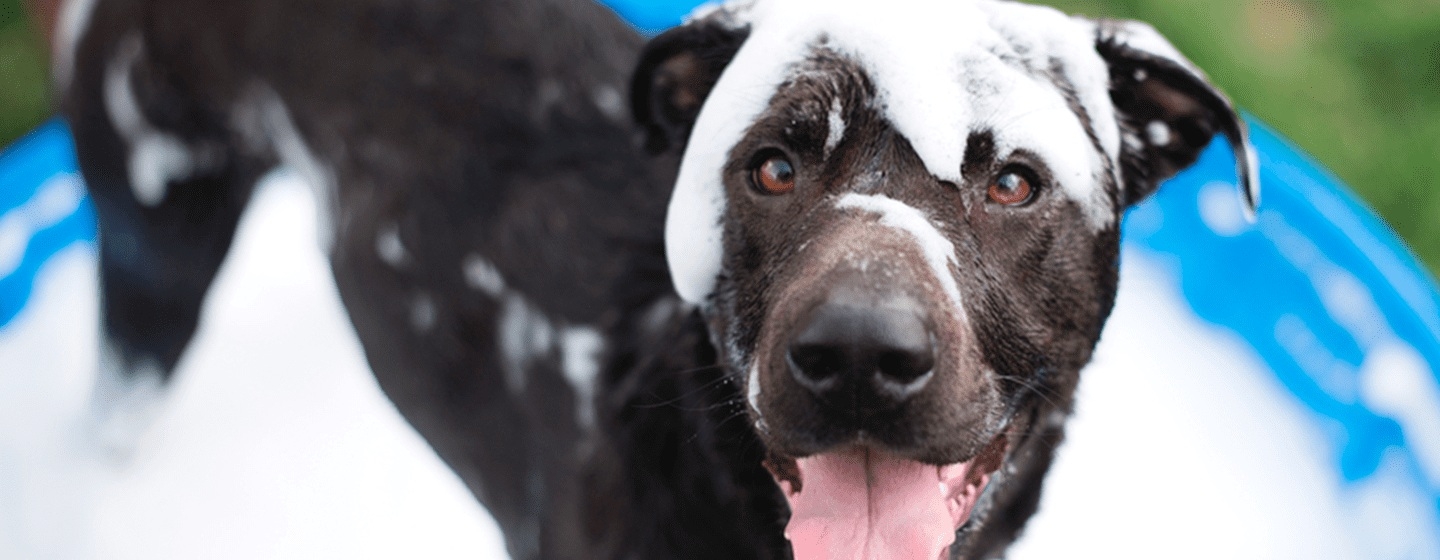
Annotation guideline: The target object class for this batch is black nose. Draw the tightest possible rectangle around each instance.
[785,297,936,406]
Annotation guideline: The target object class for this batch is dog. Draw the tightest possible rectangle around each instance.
[58,0,1257,558]
[628,0,1258,557]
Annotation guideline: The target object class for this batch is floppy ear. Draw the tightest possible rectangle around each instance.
[630,20,749,153]
[1094,20,1260,215]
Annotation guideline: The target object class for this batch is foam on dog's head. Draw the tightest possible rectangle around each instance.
[664,0,1124,304]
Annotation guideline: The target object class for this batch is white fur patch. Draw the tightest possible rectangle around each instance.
[559,327,606,429]
[375,223,408,267]
[824,97,846,156]
[665,0,1125,303]
[410,293,437,333]
[835,193,963,310]
[232,86,340,252]
[747,361,766,432]
[462,254,507,298]
[101,35,203,208]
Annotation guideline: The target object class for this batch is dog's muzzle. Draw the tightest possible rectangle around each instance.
[785,281,936,413]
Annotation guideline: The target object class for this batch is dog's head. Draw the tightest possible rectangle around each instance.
[633,0,1257,556]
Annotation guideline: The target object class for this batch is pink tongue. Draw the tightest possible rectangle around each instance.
[781,448,987,560]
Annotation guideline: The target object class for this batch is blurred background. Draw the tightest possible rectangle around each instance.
[7,0,1435,274]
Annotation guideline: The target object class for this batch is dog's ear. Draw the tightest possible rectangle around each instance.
[1093,19,1259,215]
[631,20,749,153]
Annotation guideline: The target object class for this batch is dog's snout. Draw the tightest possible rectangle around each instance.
[785,296,936,405]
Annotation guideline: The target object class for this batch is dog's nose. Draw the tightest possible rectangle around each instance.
[785,297,936,405]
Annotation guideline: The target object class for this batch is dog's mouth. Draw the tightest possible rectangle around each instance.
[764,434,1008,560]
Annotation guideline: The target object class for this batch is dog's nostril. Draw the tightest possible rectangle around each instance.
[785,298,936,402]
[787,344,848,389]
[877,348,934,386]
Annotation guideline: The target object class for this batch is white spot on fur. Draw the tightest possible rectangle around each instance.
[233,85,339,252]
[835,193,963,309]
[102,35,204,208]
[747,362,765,430]
[128,137,194,206]
[52,0,100,92]
[375,223,407,267]
[410,293,437,333]
[560,327,606,429]
[666,0,1130,303]
[462,254,507,297]
[592,85,626,121]
[1146,120,1173,146]
[497,293,554,396]
[824,97,846,156]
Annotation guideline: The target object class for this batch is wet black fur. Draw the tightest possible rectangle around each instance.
[67,0,784,558]
[631,11,1253,559]
[67,1,1251,559]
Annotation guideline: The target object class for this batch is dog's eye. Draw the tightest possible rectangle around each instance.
[988,168,1035,206]
[752,153,796,195]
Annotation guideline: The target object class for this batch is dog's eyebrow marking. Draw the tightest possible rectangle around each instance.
[823,97,846,157]
[103,35,206,209]
[835,193,962,309]
[53,0,100,92]
[376,222,408,267]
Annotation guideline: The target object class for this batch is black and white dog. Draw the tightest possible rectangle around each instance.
[59,0,1256,557]
[629,1,1257,557]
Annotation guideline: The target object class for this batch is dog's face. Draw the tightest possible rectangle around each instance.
[634,0,1256,556]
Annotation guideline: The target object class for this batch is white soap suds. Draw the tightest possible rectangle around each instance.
[559,327,606,429]
[52,0,100,92]
[102,35,202,208]
[462,254,507,298]
[666,0,1134,303]
[86,341,168,454]
[747,362,765,430]
[824,96,846,156]
[835,193,963,309]
[410,293,437,333]
[497,294,554,396]
[376,223,408,267]
[1146,120,1172,146]
[251,89,339,253]
[592,85,626,121]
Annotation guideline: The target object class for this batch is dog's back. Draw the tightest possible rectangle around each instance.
[60,1,709,557]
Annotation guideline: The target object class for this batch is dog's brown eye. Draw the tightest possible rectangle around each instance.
[752,154,796,195]
[988,169,1034,206]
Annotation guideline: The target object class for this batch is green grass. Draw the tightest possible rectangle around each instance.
[0,0,1436,276]
[0,0,49,150]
